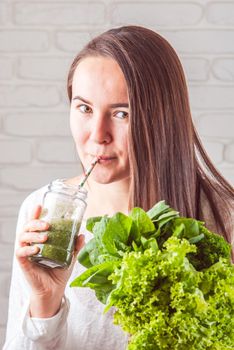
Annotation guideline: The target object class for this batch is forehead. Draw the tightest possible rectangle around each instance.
[72,56,128,101]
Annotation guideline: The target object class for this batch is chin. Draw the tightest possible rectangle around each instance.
[91,171,129,185]
[92,175,119,184]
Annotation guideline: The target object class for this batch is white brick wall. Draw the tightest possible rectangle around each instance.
[13,3,106,26]
[110,3,203,26]
[0,30,50,51]
[212,58,234,81]
[0,85,60,107]
[0,0,234,346]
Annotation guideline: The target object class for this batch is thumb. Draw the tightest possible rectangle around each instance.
[68,234,85,271]
[30,205,42,220]
[74,234,85,254]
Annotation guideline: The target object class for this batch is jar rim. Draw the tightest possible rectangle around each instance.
[48,179,88,200]
[50,178,86,190]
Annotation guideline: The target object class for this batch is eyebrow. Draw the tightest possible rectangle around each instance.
[72,95,129,108]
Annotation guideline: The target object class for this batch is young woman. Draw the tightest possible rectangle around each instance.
[4,26,233,350]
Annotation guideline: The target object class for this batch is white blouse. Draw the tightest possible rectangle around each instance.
[3,184,128,350]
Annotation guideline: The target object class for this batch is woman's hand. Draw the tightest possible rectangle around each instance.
[16,205,85,318]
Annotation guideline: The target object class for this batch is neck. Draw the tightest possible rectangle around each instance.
[84,177,131,219]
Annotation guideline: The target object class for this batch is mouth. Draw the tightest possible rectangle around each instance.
[88,154,117,164]
[98,155,117,164]
[98,155,116,160]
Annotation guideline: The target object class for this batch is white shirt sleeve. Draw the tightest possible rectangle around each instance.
[3,186,70,350]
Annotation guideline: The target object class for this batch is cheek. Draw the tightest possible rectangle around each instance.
[119,127,129,154]
[70,116,87,146]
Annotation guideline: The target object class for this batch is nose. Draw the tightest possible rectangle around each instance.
[89,113,112,144]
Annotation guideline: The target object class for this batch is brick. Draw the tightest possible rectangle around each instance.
[0,244,14,262]
[3,0,69,1]
[37,139,77,163]
[0,197,20,217]
[212,58,234,81]
[4,112,71,136]
[196,114,234,138]
[0,220,17,244]
[224,144,234,163]
[55,31,92,52]
[0,85,60,107]
[192,112,200,125]
[0,208,18,219]
[0,4,8,25]
[189,86,234,110]
[111,2,202,26]
[0,212,20,221]
[0,201,25,220]
[0,189,29,209]
[0,272,11,298]
[0,297,9,326]
[18,56,72,81]
[161,30,234,54]
[201,140,224,164]
[0,140,31,164]
[14,3,105,26]
[0,30,49,52]
[60,88,72,108]
[1,165,81,191]
[4,0,83,1]
[182,58,209,81]
[0,327,6,350]
[216,168,234,185]
[0,57,13,80]
[207,2,234,25]
[0,259,12,274]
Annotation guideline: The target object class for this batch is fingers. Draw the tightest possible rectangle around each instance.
[30,205,42,220]
[20,219,49,248]
[74,234,85,253]
[67,234,85,271]
[23,220,49,233]
[16,245,40,260]
[19,232,48,245]
[16,245,41,269]
[16,206,45,264]
[19,206,49,249]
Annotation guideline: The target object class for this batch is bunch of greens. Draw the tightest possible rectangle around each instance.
[70,201,234,349]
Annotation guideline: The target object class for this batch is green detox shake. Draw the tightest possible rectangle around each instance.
[30,179,87,269]
[32,218,81,268]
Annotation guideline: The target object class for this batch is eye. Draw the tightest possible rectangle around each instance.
[78,104,92,114]
[114,111,129,120]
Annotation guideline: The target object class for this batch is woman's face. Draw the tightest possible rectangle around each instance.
[70,56,130,184]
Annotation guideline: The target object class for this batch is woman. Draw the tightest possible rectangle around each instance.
[4,26,233,349]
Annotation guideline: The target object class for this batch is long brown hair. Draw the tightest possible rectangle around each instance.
[67,26,233,246]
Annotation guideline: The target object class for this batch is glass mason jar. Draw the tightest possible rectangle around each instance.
[30,179,87,269]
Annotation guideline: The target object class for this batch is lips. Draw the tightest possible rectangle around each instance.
[87,154,117,165]
[98,155,116,161]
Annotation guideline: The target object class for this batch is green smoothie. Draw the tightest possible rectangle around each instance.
[31,218,81,268]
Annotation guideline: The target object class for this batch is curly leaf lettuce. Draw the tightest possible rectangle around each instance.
[71,200,233,349]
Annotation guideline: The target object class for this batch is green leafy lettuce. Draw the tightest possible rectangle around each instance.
[70,201,234,349]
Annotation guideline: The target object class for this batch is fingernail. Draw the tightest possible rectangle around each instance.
[30,246,38,253]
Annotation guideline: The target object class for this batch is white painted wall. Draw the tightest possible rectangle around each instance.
[0,0,234,346]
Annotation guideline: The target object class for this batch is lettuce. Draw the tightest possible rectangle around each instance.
[71,201,234,349]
